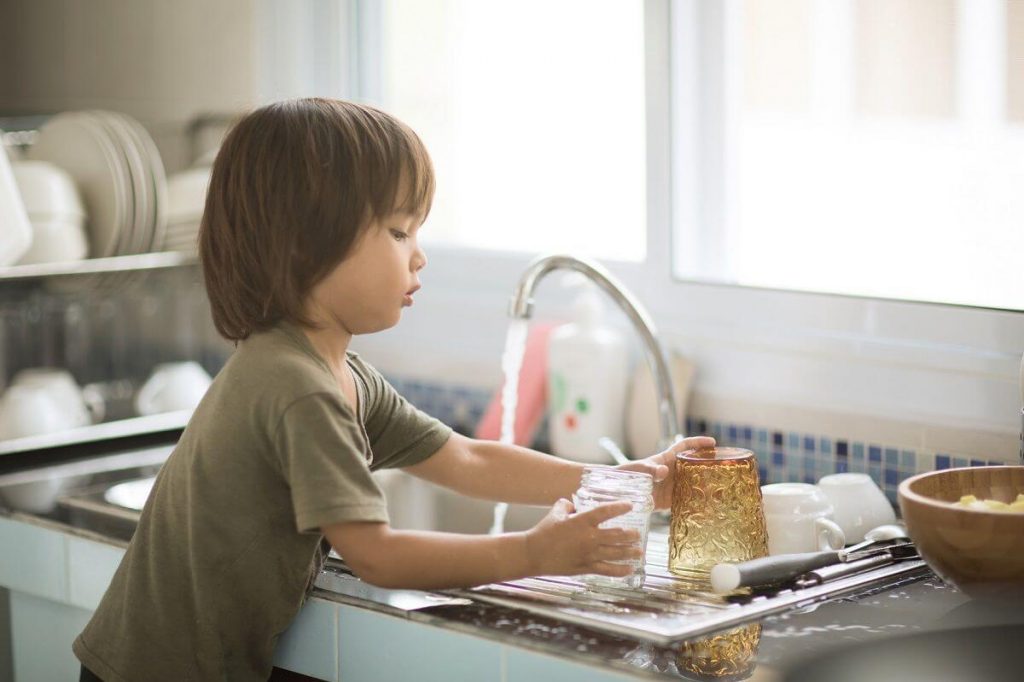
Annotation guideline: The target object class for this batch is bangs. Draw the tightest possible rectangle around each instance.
[365,111,435,222]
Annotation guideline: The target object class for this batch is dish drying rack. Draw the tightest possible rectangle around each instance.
[444,529,929,645]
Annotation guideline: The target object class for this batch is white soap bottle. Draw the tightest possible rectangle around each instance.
[547,288,630,463]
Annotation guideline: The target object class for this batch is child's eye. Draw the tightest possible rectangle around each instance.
[390,229,409,242]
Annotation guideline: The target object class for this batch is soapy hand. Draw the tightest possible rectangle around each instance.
[614,436,716,509]
[524,499,643,578]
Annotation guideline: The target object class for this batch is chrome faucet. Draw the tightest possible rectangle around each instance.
[508,253,682,451]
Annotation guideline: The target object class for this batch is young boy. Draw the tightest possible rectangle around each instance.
[73,98,713,681]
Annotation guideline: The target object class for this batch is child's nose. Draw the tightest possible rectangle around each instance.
[413,248,427,271]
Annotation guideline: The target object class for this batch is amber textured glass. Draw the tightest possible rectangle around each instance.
[669,447,769,582]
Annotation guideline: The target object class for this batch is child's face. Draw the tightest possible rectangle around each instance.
[306,212,427,335]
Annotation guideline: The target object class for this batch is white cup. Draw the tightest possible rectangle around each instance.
[761,482,846,555]
[816,472,896,543]
[18,218,89,264]
[0,383,79,440]
[0,141,32,266]
[135,361,212,416]
[11,161,88,264]
[11,368,93,428]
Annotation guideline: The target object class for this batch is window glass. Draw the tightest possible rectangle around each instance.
[375,0,647,260]
[674,0,1024,311]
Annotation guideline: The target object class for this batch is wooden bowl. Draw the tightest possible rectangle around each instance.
[898,466,1024,598]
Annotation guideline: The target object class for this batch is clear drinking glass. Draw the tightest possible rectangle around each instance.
[572,466,654,589]
[669,447,769,583]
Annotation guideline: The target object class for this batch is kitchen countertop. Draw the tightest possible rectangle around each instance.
[6,486,1024,681]
[311,555,1023,681]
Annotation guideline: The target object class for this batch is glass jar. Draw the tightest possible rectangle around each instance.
[572,466,655,589]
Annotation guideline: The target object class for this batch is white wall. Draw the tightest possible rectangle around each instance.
[0,0,260,172]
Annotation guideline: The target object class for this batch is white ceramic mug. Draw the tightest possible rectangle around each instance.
[0,383,79,440]
[0,139,32,266]
[11,160,88,264]
[11,368,94,428]
[135,361,212,416]
[761,482,846,555]
[816,472,897,543]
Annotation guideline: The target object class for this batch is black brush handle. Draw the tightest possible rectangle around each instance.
[711,551,842,592]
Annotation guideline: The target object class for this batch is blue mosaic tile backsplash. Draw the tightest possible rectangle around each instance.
[386,376,1008,507]
[681,417,1005,506]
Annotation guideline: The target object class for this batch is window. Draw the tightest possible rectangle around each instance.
[367,0,648,261]
[673,0,1024,311]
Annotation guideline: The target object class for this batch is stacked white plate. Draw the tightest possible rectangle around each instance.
[164,167,210,254]
[26,111,167,258]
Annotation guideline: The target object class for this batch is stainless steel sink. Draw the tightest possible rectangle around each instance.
[0,445,170,515]
[102,476,155,510]
[55,477,153,542]
[0,444,172,542]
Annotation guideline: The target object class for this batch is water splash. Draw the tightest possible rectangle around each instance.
[489,318,530,535]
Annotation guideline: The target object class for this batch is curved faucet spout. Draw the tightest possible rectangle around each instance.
[508,253,681,450]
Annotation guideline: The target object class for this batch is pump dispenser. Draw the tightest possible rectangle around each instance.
[547,288,630,462]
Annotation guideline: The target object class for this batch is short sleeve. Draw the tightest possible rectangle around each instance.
[355,360,453,469]
[274,392,389,533]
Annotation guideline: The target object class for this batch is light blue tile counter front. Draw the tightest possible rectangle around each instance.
[274,598,339,681]
[10,591,91,682]
[338,605,503,681]
[506,647,640,682]
[0,517,68,603]
[3,516,648,682]
[66,537,125,611]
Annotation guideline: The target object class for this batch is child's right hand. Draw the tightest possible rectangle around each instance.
[523,498,642,578]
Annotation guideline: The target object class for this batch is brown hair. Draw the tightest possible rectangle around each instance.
[198,98,435,341]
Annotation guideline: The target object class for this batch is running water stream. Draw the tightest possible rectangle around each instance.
[488,318,529,535]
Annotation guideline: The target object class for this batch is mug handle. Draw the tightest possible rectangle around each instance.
[814,517,846,551]
[135,373,170,416]
[81,384,106,424]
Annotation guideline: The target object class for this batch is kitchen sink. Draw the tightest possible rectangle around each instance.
[102,476,155,509]
[0,444,172,541]
[56,479,149,542]
[52,475,157,543]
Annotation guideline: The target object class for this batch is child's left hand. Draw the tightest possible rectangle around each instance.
[614,436,716,509]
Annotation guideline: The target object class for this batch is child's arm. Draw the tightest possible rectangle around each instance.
[323,498,641,589]
[403,433,716,509]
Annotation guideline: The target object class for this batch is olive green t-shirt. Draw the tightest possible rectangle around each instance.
[73,322,452,682]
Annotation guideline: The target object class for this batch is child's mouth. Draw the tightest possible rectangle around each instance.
[403,285,420,307]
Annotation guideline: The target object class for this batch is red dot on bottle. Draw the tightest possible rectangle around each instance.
[565,414,577,430]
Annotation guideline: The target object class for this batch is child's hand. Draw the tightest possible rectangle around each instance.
[614,435,716,509]
[523,499,643,578]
